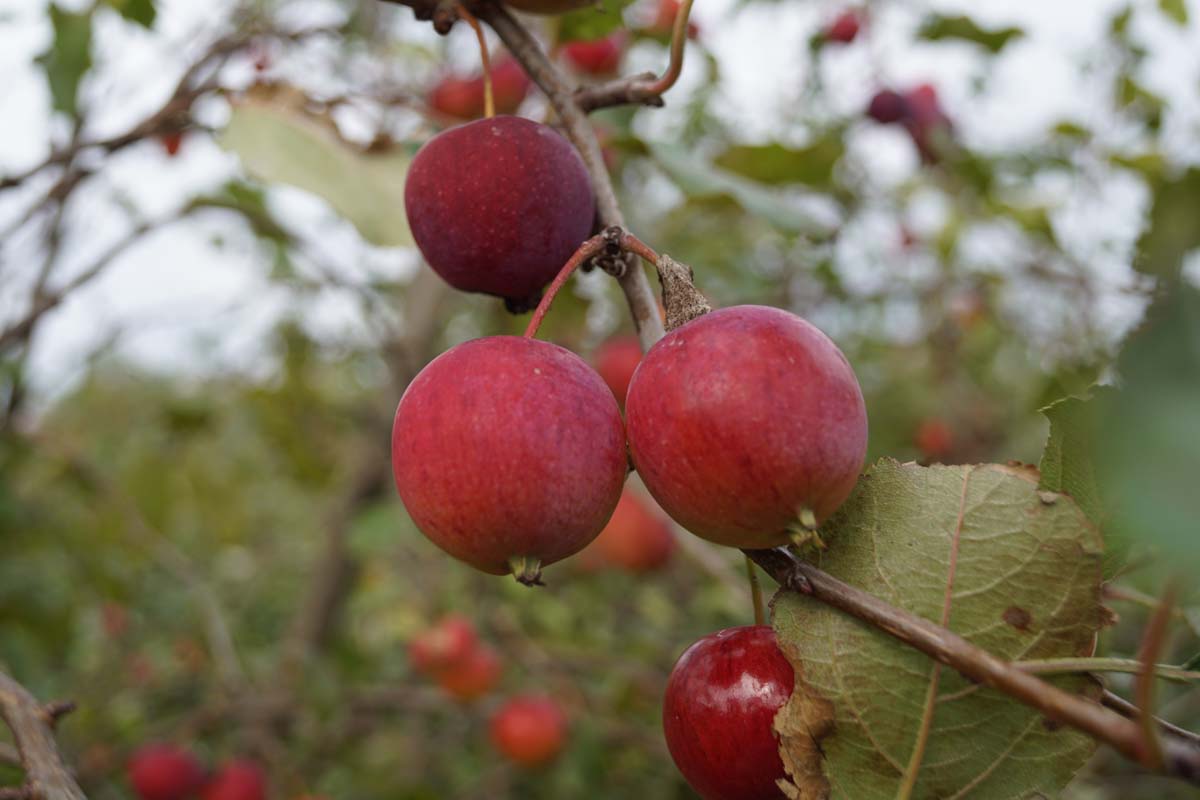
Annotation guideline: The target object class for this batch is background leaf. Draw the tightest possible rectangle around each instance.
[557,0,635,42]
[774,461,1104,799]
[218,89,413,248]
[35,5,93,117]
[916,14,1025,54]
[713,136,845,189]
[1158,0,1188,25]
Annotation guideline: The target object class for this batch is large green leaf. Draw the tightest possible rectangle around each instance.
[714,137,844,189]
[35,5,93,117]
[1095,286,1200,572]
[917,14,1024,54]
[219,92,413,248]
[774,461,1104,799]
[648,142,833,237]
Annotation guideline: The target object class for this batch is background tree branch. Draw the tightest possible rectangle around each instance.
[0,670,86,800]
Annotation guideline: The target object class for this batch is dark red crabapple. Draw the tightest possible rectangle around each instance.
[583,486,676,572]
[392,336,626,584]
[663,626,794,800]
[866,89,907,124]
[593,334,642,407]
[625,305,867,549]
[824,9,862,44]
[404,116,595,310]
[435,644,503,702]
[200,760,266,800]
[490,695,568,767]
[408,614,479,674]
[563,33,626,76]
[128,743,205,800]
[902,83,953,162]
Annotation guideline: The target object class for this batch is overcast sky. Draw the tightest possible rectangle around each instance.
[1,0,1198,402]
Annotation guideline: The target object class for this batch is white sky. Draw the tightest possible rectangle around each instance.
[1,0,1198,401]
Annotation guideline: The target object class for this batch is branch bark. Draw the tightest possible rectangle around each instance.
[0,671,86,800]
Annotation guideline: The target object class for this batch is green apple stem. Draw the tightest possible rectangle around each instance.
[744,555,765,626]
[508,555,545,587]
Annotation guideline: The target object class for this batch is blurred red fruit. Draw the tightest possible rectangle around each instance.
[649,0,700,39]
[563,33,626,76]
[866,89,907,124]
[825,10,861,43]
[915,418,954,460]
[160,132,184,157]
[101,601,129,637]
[426,57,531,121]
[409,614,478,674]
[128,743,205,800]
[201,760,266,800]
[593,335,642,407]
[435,644,503,701]
[586,488,676,573]
[491,58,532,115]
[901,83,953,163]
[490,696,568,767]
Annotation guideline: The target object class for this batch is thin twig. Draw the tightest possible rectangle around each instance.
[467,0,665,350]
[1135,585,1178,769]
[576,0,693,111]
[744,546,1200,786]
[744,555,765,626]
[1016,658,1200,683]
[1102,690,1200,749]
[0,670,86,800]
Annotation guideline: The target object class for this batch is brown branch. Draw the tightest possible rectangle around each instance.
[459,1,666,350]
[0,670,86,800]
[744,547,1200,786]
[1135,584,1178,769]
[575,0,694,112]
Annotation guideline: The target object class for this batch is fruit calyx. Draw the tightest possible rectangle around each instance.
[508,556,545,586]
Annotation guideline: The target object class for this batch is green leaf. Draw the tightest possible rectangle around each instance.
[557,0,634,42]
[1051,121,1092,140]
[1095,286,1200,573]
[774,461,1104,799]
[1039,394,1105,526]
[916,14,1024,54]
[35,5,93,118]
[1159,0,1188,25]
[104,0,156,28]
[1116,75,1165,130]
[713,137,844,189]
[647,142,833,237]
[218,95,413,248]
[1135,168,1200,279]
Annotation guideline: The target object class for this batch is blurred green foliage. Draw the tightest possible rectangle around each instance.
[3,0,1200,798]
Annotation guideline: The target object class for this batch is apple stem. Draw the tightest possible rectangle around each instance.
[508,556,545,587]
[523,229,619,339]
[640,0,694,99]
[457,4,495,118]
[744,555,765,626]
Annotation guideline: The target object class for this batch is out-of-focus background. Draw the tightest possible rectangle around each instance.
[2,0,1199,797]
